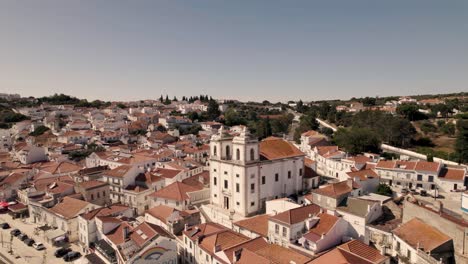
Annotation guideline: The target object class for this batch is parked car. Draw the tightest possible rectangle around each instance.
[18,234,28,241]
[10,229,21,236]
[24,238,35,246]
[420,190,428,196]
[33,242,45,250]
[401,188,409,194]
[54,248,72,258]
[63,251,81,262]
[0,222,10,229]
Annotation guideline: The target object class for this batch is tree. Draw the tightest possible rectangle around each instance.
[361,97,376,106]
[431,103,452,118]
[294,110,319,142]
[256,117,272,139]
[376,184,393,196]
[296,100,305,113]
[29,125,50,136]
[164,95,171,105]
[420,121,437,134]
[187,111,199,122]
[333,127,381,154]
[441,122,456,136]
[270,114,293,135]
[318,102,331,119]
[173,96,178,102]
[396,104,428,121]
[224,108,243,126]
[455,119,468,164]
[159,95,164,103]
[206,100,221,121]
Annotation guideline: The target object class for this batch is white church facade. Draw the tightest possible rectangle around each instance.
[209,127,306,217]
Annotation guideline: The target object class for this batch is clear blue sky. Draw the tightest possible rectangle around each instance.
[1,0,467,102]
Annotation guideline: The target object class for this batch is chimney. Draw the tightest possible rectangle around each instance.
[184,223,189,231]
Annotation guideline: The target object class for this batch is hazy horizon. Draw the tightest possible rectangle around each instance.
[1,1,467,102]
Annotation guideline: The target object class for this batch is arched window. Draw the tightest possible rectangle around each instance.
[226,145,230,159]
[236,149,240,160]
[250,148,255,161]
[213,146,217,156]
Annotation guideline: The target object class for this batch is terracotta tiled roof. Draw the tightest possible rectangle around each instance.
[393,218,451,252]
[270,204,322,226]
[106,222,133,245]
[152,168,182,179]
[199,230,249,255]
[49,197,92,219]
[79,180,108,189]
[310,239,387,264]
[149,181,202,201]
[80,204,130,220]
[301,130,322,137]
[255,243,311,264]
[316,146,339,156]
[105,165,134,178]
[414,161,441,172]
[303,213,339,242]
[183,222,226,242]
[438,167,466,181]
[181,171,210,188]
[259,137,304,160]
[130,222,173,247]
[338,239,387,263]
[146,205,179,224]
[312,181,353,198]
[346,155,372,164]
[304,158,316,167]
[346,169,378,181]
[233,214,270,237]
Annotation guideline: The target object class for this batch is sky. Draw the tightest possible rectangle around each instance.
[0,0,467,102]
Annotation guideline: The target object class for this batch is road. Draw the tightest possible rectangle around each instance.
[0,213,82,264]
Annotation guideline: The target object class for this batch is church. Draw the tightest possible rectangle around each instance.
[209,126,306,217]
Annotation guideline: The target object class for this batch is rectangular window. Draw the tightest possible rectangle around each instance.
[299,168,303,176]
[282,227,287,237]
[417,174,422,181]
[251,202,255,206]
[224,180,228,189]
[236,183,240,193]
[262,176,266,185]
[224,171,227,175]
[288,171,291,179]
[428,176,434,182]
[275,173,279,182]
[214,177,217,186]
[275,224,279,234]
[250,183,255,193]
[236,174,239,178]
